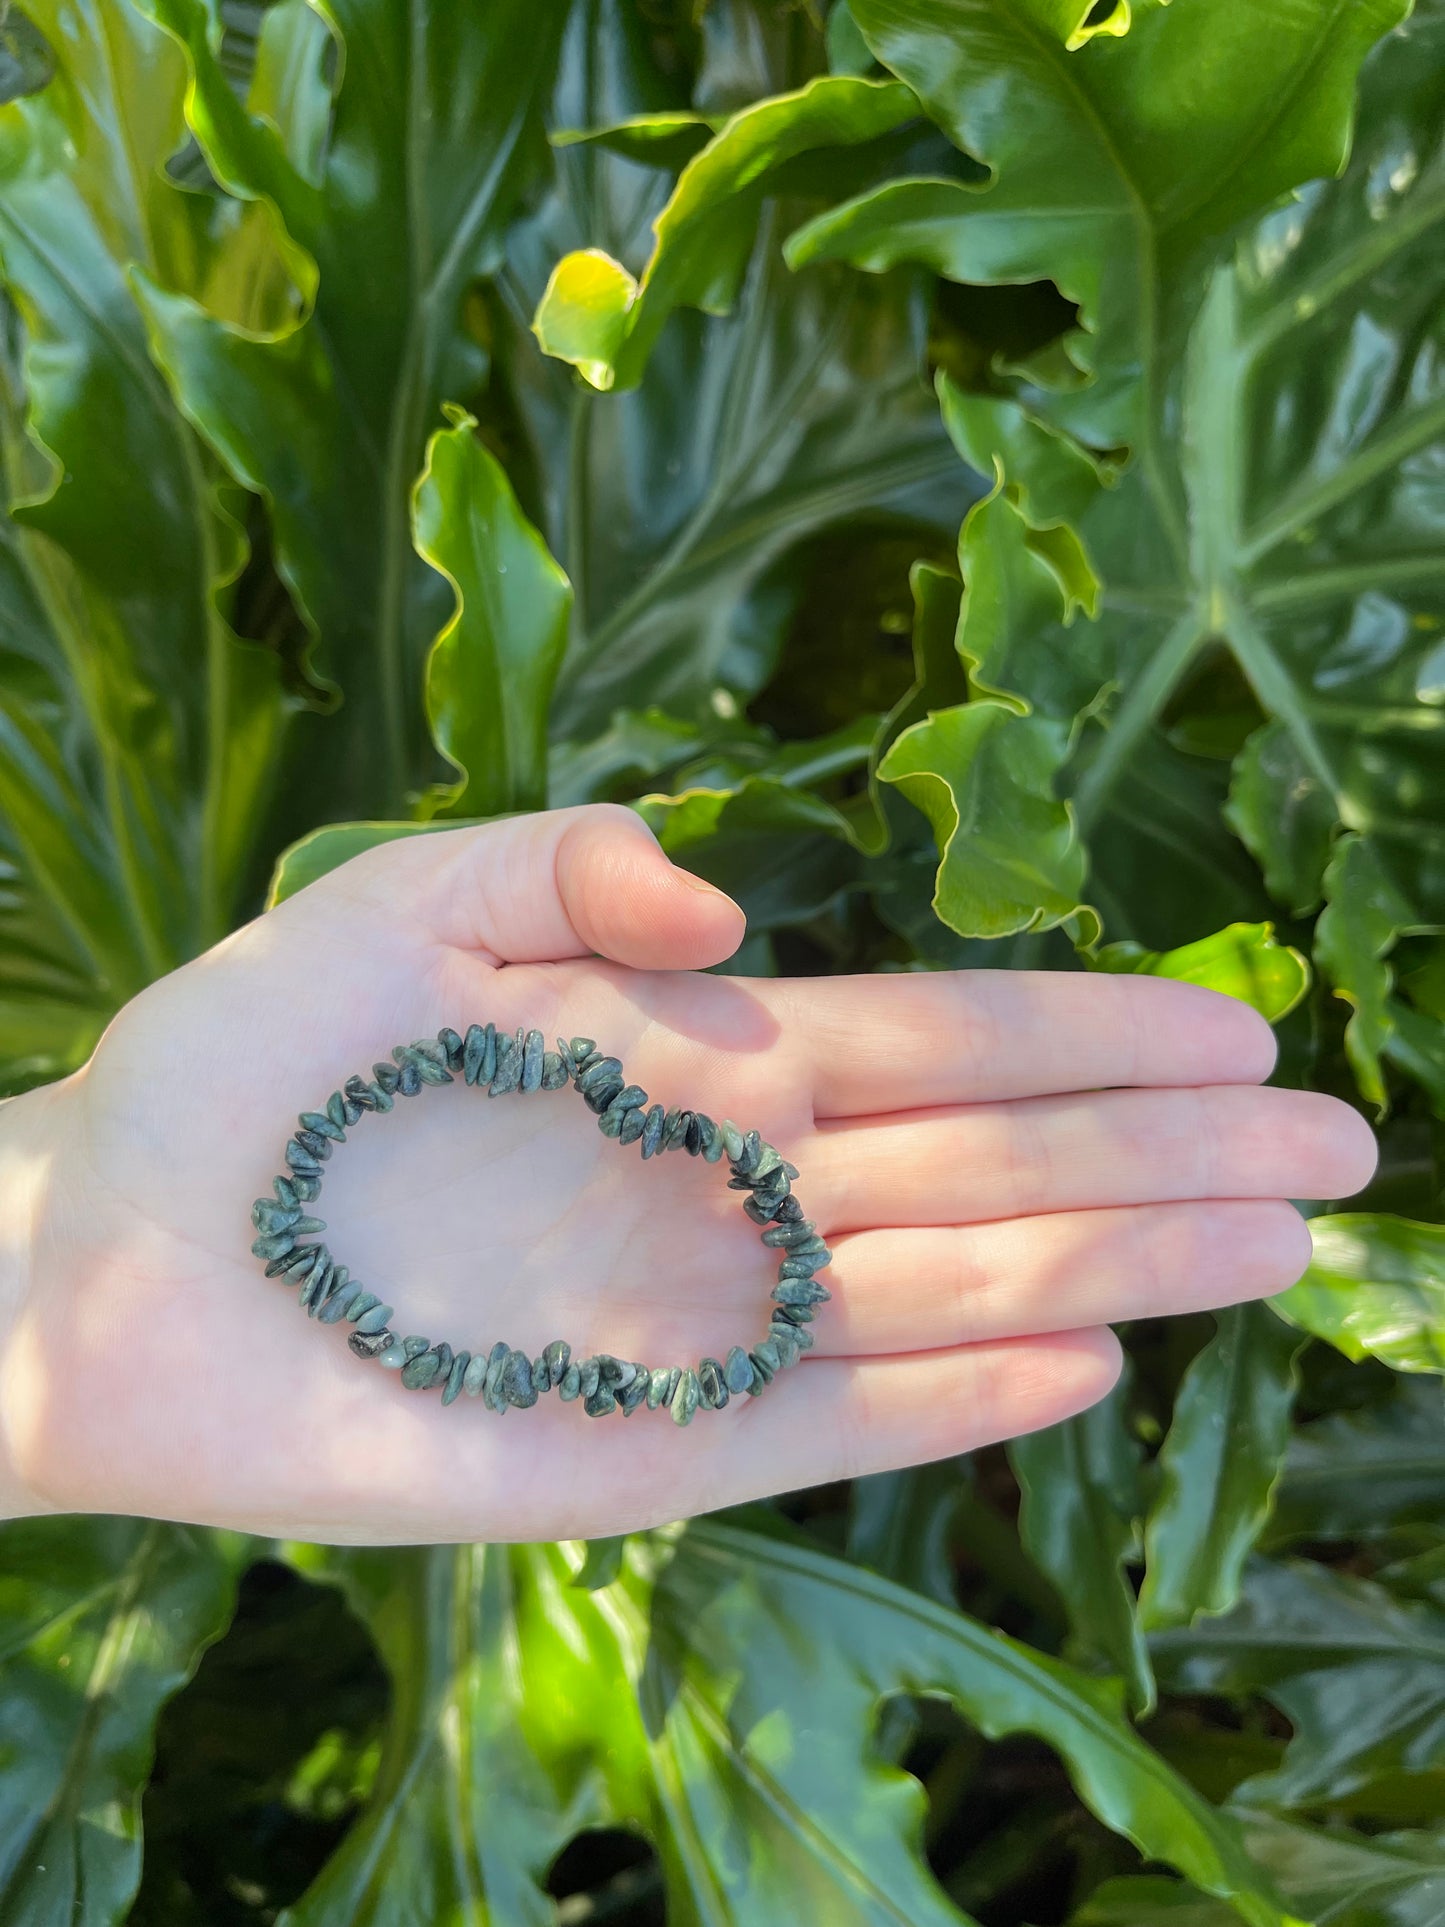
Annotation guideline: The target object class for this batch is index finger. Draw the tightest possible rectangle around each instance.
[757,969,1279,1119]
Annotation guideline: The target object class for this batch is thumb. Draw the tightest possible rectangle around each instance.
[323,804,747,969]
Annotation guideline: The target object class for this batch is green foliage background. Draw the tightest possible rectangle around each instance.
[0,0,1443,1919]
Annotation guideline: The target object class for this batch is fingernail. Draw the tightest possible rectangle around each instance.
[678,868,739,909]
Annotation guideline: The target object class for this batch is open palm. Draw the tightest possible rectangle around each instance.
[0,806,1377,1542]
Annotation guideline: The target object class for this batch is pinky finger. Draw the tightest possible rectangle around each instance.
[638,1327,1123,1529]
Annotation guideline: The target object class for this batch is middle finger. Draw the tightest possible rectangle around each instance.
[804,1084,1377,1232]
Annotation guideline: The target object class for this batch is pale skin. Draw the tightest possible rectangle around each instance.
[0,804,1378,1541]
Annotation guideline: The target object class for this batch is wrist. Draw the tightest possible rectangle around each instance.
[0,1080,64,1520]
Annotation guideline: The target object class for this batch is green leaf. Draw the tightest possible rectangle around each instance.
[1138,1305,1306,1633]
[413,408,573,818]
[533,76,920,390]
[878,700,1095,943]
[1270,1378,1445,1547]
[0,0,292,1084]
[0,1518,245,1924]
[1274,1214,1445,1376]
[282,1522,1303,1927]
[265,818,499,907]
[1074,1816,1445,1927]
[1151,1555,1445,1819]
[1089,923,1310,1023]
[791,0,1405,443]
[1316,835,1445,1117]
[1010,1366,1156,1716]
[133,0,568,816]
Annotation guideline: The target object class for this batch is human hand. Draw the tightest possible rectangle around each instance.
[0,805,1377,1541]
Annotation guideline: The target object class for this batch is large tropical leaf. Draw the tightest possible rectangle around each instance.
[133,0,570,819]
[0,0,295,1089]
[0,1517,245,1924]
[1151,1555,1445,1821]
[1073,1816,1445,1927]
[279,1520,1303,1927]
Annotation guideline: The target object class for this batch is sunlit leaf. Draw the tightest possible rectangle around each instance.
[1274,1215,1445,1376]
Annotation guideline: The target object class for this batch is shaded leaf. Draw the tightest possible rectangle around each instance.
[1010,1367,1155,1716]
[0,1518,245,1925]
[1151,1555,1445,1819]
[1074,1816,1445,1927]
[1139,1305,1305,1633]
[1269,1377,1445,1547]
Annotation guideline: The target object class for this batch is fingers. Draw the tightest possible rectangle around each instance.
[607,1329,1124,1533]
[807,1200,1314,1356]
[805,1084,1379,1231]
[760,968,1279,1117]
[312,804,747,969]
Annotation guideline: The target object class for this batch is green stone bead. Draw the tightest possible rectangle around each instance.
[377,1341,408,1369]
[294,1127,333,1160]
[558,1363,582,1401]
[684,1112,710,1156]
[671,1368,700,1427]
[488,1038,521,1095]
[310,1266,347,1318]
[762,1218,816,1248]
[578,1356,602,1400]
[597,1103,628,1139]
[402,1335,432,1358]
[353,1302,393,1335]
[697,1357,728,1409]
[401,1349,443,1390]
[617,1107,645,1145]
[584,1382,617,1417]
[285,1141,321,1176]
[299,1110,345,1142]
[462,1353,488,1396]
[701,1120,725,1163]
[543,1340,570,1387]
[618,1373,650,1416]
[463,1022,493,1085]
[541,1051,568,1089]
[520,1029,545,1092]
[720,1121,744,1162]
[531,1352,551,1395]
[769,1325,801,1368]
[251,1230,296,1262]
[569,1037,596,1064]
[318,1285,361,1325]
[504,1350,538,1408]
[723,1346,755,1395]
[639,1104,666,1159]
[442,1350,471,1406]
[438,1027,465,1071]
[483,1341,510,1412]
[773,1279,831,1306]
[645,1366,670,1409]
[292,1173,322,1203]
[273,1176,300,1210]
[778,1251,830,1279]
[298,1257,333,1310]
[367,1083,394,1113]
[252,1199,298,1232]
[326,1092,348,1131]
[662,1107,690,1150]
[432,1342,454,1383]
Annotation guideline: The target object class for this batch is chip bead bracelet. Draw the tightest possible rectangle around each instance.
[248,1025,832,1424]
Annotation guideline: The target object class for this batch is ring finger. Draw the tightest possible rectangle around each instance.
[805,1198,1315,1357]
